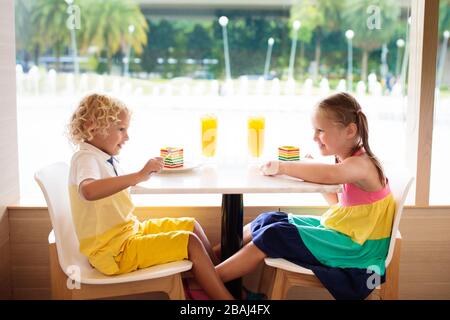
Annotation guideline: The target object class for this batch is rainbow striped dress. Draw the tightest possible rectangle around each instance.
[251,154,396,300]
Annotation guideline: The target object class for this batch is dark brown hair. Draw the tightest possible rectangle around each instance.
[317,92,386,186]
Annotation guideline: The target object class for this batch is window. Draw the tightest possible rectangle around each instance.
[430,0,450,205]
[15,0,426,205]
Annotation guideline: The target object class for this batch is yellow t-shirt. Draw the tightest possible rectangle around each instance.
[69,142,139,275]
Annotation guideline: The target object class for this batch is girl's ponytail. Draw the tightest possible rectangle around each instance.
[355,111,386,186]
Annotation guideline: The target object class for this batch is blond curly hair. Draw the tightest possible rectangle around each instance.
[68,93,130,144]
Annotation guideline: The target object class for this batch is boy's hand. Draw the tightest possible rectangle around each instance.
[145,157,164,174]
[137,157,164,182]
[260,160,280,176]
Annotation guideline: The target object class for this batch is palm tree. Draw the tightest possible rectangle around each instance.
[15,0,36,68]
[15,0,34,51]
[78,0,148,73]
[31,0,73,71]
[439,0,450,35]
[187,24,213,60]
[141,19,177,77]
[342,0,401,82]
[290,0,342,80]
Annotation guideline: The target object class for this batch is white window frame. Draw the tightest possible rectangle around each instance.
[406,0,439,206]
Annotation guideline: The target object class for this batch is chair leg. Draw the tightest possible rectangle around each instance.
[267,269,289,300]
[49,243,73,299]
[380,237,401,300]
[258,264,275,298]
[50,242,190,300]
[366,289,380,300]
[166,274,186,300]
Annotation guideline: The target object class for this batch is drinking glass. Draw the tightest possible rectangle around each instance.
[201,114,218,160]
[247,115,265,160]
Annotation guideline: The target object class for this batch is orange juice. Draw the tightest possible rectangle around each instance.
[248,116,265,157]
[201,115,218,157]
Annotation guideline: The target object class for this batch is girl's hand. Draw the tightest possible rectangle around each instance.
[260,160,280,176]
[137,157,164,182]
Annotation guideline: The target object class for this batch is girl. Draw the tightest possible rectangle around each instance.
[215,92,396,300]
[68,93,233,300]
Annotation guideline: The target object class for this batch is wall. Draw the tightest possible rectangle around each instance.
[0,0,20,300]
[7,205,450,300]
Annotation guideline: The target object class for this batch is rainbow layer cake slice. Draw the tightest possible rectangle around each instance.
[161,147,184,168]
[278,146,300,161]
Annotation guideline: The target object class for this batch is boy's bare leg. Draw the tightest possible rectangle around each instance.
[193,221,220,265]
[213,223,253,261]
[188,234,234,300]
[215,241,266,283]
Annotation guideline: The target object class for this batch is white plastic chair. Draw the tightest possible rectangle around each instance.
[260,170,414,300]
[35,162,192,300]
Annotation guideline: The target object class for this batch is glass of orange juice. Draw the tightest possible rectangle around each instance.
[248,115,265,159]
[201,114,218,159]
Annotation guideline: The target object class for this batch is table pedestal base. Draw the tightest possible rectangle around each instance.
[221,194,244,299]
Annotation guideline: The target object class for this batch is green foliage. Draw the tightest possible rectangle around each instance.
[15,0,35,52]
[95,56,109,74]
[439,0,450,37]
[187,24,213,59]
[30,0,71,64]
[211,14,293,78]
[22,0,147,73]
[77,0,148,72]
[77,0,148,54]
[290,0,342,42]
[82,55,99,72]
[341,0,401,51]
[15,0,415,81]
[141,19,177,77]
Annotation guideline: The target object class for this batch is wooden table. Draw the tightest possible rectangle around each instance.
[132,164,341,298]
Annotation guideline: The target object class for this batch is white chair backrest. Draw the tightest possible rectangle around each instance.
[34,162,85,273]
[385,169,414,267]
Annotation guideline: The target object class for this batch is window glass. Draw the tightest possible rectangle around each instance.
[15,0,412,205]
[430,0,450,204]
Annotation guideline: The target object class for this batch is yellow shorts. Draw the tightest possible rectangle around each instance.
[115,217,195,274]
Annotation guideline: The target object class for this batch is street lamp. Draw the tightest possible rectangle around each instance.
[437,30,450,90]
[345,29,354,92]
[395,38,405,77]
[66,0,79,76]
[400,16,411,96]
[264,37,275,79]
[380,43,389,81]
[288,20,301,80]
[219,16,231,81]
[124,24,135,77]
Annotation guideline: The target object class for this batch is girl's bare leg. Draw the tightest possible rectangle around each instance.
[193,221,220,265]
[215,241,266,283]
[187,233,234,300]
[213,223,253,261]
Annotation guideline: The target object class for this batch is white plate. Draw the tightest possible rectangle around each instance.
[159,161,201,173]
